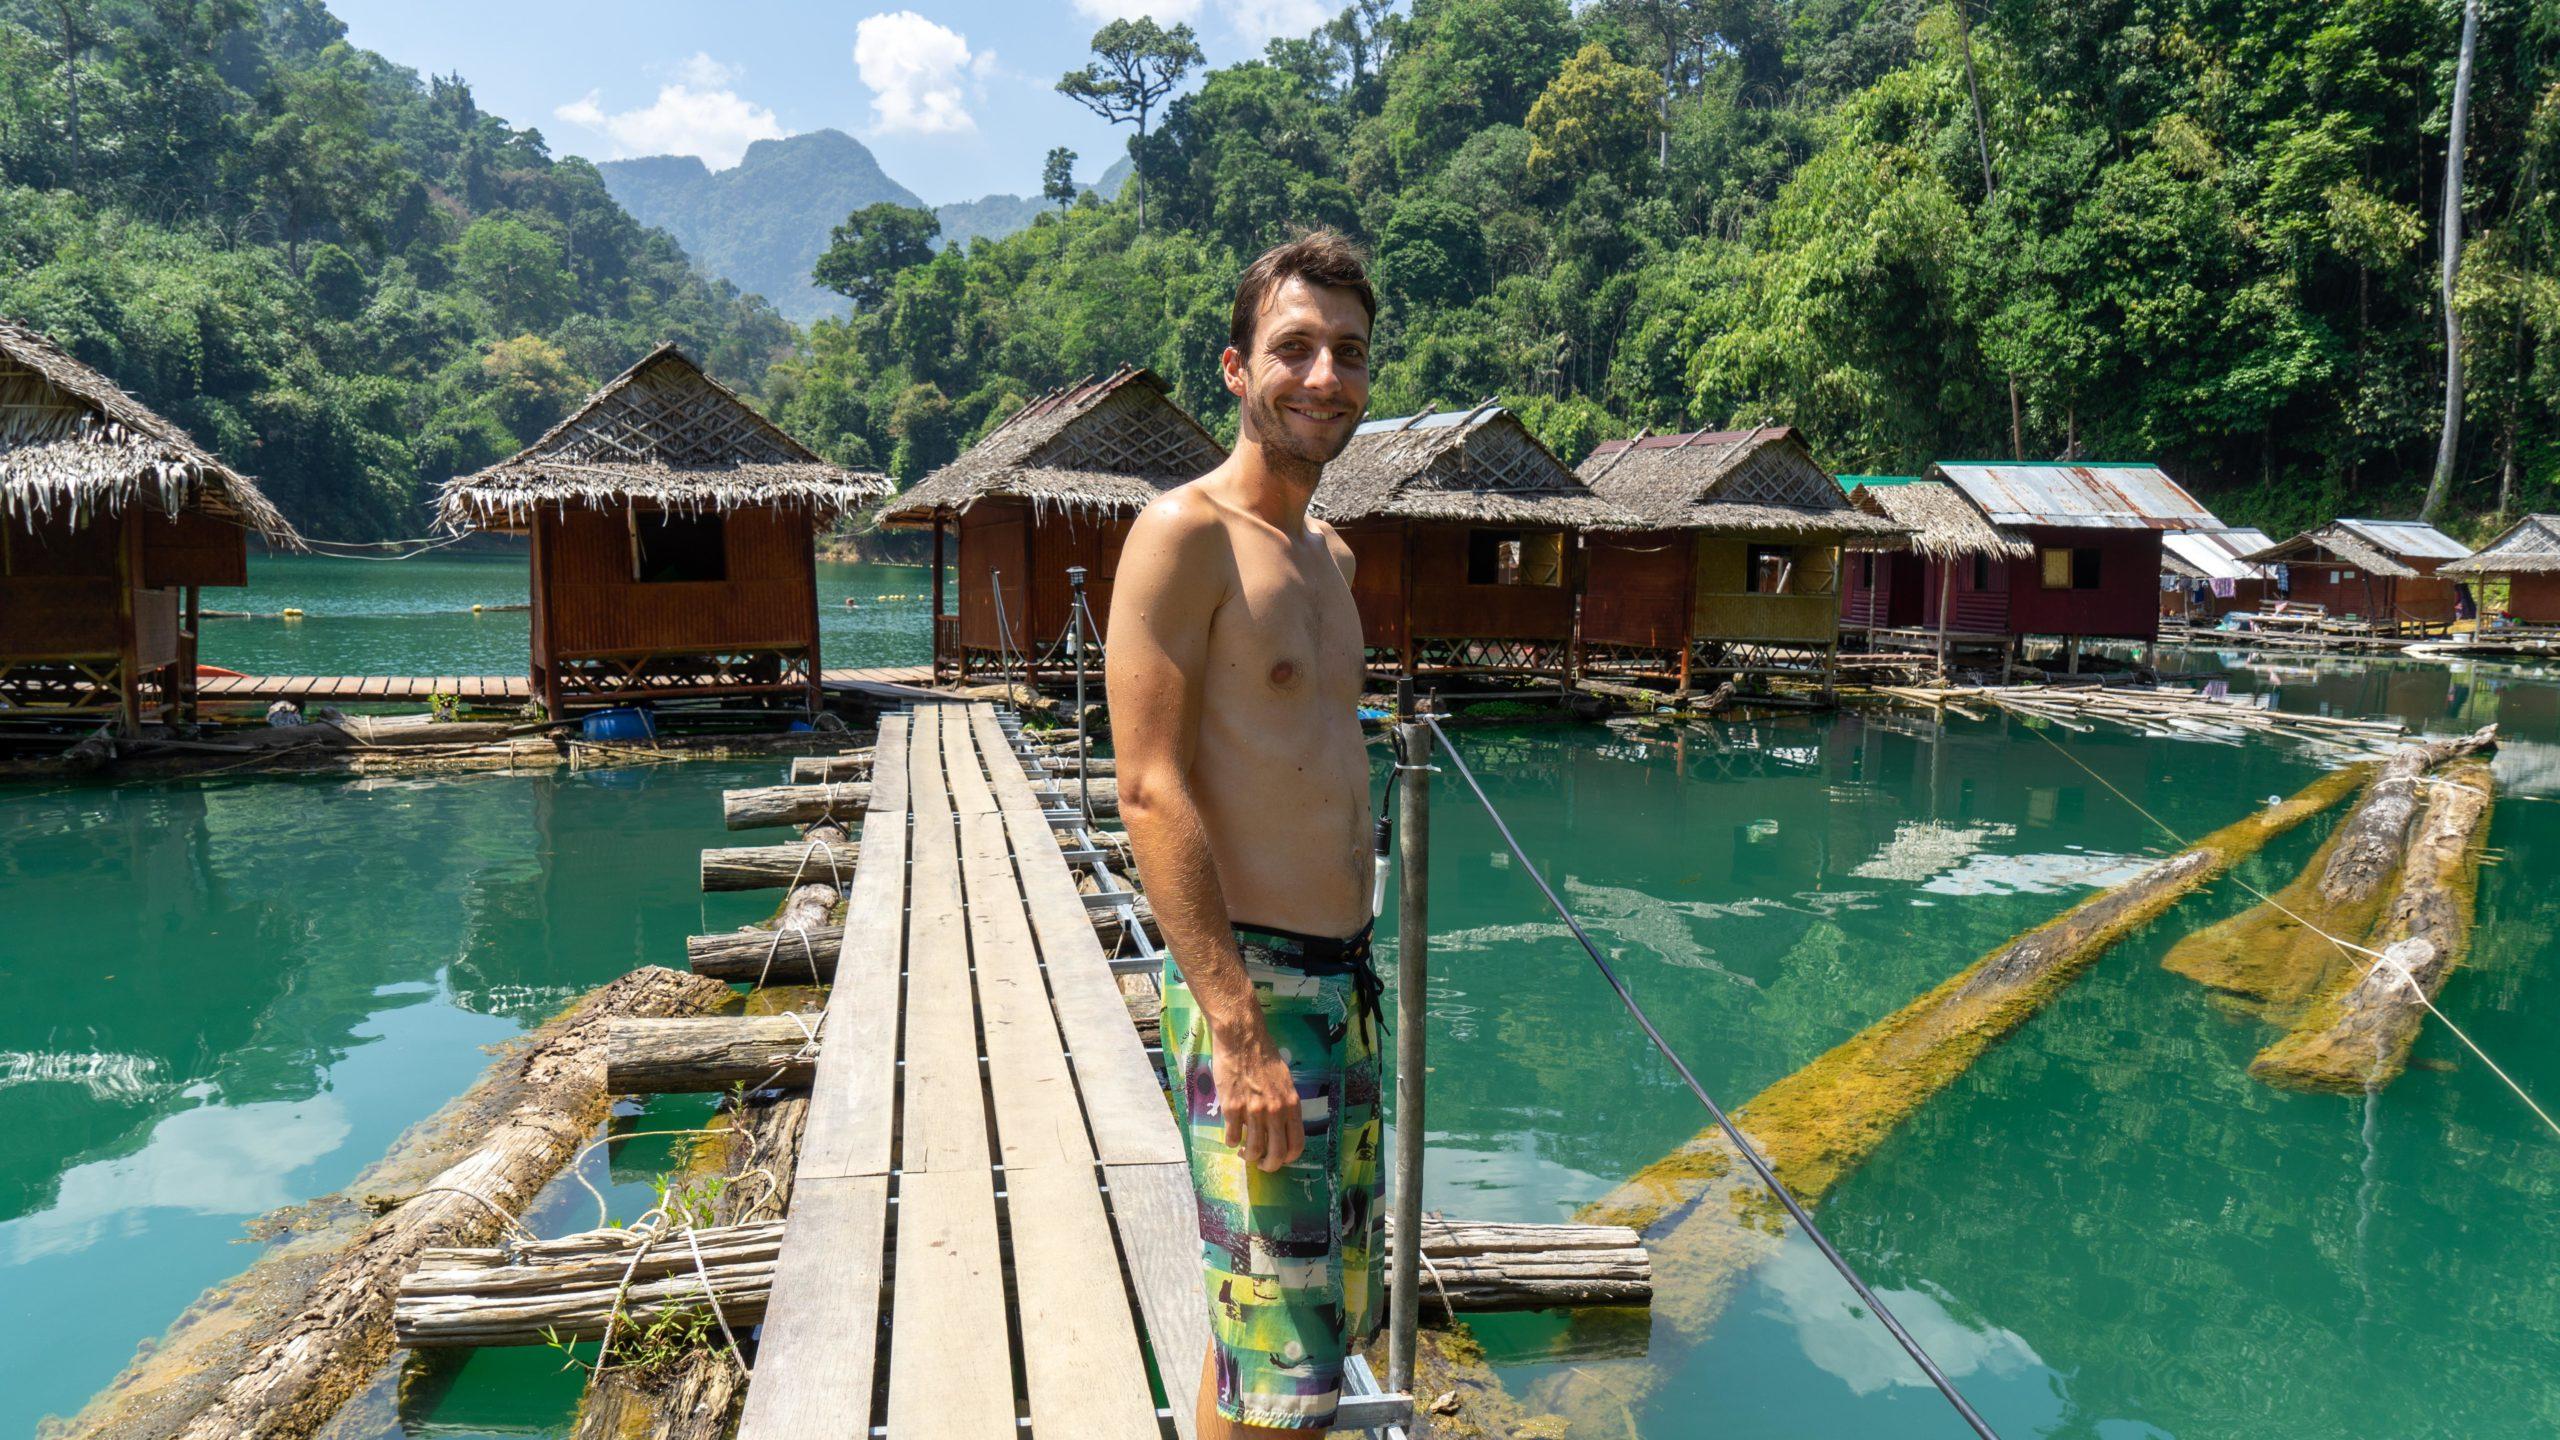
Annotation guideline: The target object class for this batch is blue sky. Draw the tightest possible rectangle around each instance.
[329,1,1328,205]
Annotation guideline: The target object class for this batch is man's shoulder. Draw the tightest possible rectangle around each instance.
[1132,477,1238,549]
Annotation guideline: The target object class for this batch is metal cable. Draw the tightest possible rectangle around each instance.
[1417,712,2004,1440]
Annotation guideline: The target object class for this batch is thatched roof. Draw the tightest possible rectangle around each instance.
[1311,403,1639,528]
[2241,519,2468,579]
[876,365,1224,527]
[437,343,889,530]
[1846,479,2033,561]
[1577,426,1905,540]
[2442,514,2560,577]
[0,318,299,544]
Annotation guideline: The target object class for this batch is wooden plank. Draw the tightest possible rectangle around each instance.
[798,712,909,1182]
[942,700,999,816]
[958,811,1091,1173]
[899,709,988,1177]
[731,1174,890,1440]
[1105,1160,1209,1440]
[1006,1162,1163,1438]
[883,1169,1017,1440]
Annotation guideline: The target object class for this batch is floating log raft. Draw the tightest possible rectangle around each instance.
[396,1216,1646,1347]
[700,840,862,891]
[725,777,1118,831]
[2165,727,2496,1011]
[1533,767,2366,1431]
[2251,755,2496,1091]
[608,1016,820,1093]
[53,967,731,1440]
[1872,683,2411,755]
[786,751,874,784]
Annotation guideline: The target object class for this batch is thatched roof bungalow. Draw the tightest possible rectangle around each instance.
[874,365,1224,678]
[2240,518,2469,630]
[2439,514,2560,624]
[1311,402,1636,676]
[2,318,301,732]
[1574,427,1904,690]
[438,343,889,717]
[1837,478,2029,634]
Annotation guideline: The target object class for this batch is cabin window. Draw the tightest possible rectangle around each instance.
[1858,553,1876,587]
[1969,554,1993,591]
[1746,544,1796,594]
[2040,547,2101,590]
[633,510,728,583]
[1466,528,1564,587]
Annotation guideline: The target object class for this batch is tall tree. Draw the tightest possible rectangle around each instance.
[2421,0,2483,522]
[1042,146,1078,209]
[813,202,941,309]
[1056,17,1204,231]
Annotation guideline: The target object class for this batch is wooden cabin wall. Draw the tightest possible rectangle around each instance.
[955,504,1030,653]
[2504,573,2560,624]
[2007,528,2162,640]
[0,510,123,657]
[1579,532,1690,648]
[1337,523,1407,650]
[2396,571,2462,624]
[1917,553,2014,634]
[1023,508,1136,646]
[2281,561,2386,619]
[1407,524,1576,639]
[1690,537,1840,644]
[139,507,248,588]
[535,503,817,658]
[1839,551,1925,628]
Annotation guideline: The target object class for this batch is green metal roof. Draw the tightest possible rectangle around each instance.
[1836,474,1926,488]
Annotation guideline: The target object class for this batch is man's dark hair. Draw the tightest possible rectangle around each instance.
[1229,230,1376,357]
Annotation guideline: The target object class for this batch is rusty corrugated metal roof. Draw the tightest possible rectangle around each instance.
[1928,461,2224,531]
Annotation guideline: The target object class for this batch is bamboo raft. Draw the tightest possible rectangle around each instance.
[1871,682,2411,754]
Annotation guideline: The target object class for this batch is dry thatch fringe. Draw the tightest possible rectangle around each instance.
[875,365,1222,528]
[0,318,301,544]
[438,343,889,530]
[1579,426,1908,540]
[1313,405,1641,528]
[2441,513,2560,577]
[1846,479,2033,560]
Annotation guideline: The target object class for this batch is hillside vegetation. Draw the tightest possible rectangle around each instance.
[0,0,793,539]
[779,0,2559,539]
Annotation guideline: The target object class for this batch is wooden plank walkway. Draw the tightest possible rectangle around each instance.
[738,700,1207,1440]
[194,665,935,705]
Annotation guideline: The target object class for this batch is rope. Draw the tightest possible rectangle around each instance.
[2010,720,2560,1143]
[1416,713,2004,1440]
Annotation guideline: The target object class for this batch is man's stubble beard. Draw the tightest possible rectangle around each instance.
[1242,376,1355,484]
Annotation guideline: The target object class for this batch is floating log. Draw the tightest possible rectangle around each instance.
[397,1217,1645,1348]
[721,782,871,831]
[53,967,732,1440]
[2165,726,2496,1008]
[1533,767,2366,1430]
[607,1016,819,1093]
[700,841,860,892]
[2251,756,2496,1091]
[786,752,873,784]
[686,907,1145,981]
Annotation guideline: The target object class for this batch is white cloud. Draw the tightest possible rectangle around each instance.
[552,60,786,169]
[1221,0,1329,44]
[854,11,983,136]
[1071,0,1204,21]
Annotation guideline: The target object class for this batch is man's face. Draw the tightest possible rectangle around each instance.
[1225,275,1371,468]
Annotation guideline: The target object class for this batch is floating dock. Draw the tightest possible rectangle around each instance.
[191,665,936,705]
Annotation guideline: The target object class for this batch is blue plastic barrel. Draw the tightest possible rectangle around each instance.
[581,706,656,741]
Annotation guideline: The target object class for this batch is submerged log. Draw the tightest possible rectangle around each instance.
[607,1016,819,1093]
[2166,727,2497,1007]
[398,1217,1644,1347]
[52,967,731,1440]
[1533,767,2366,1429]
[721,782,871,831]
[700,840,860,891]
[2251,756,2496,1091]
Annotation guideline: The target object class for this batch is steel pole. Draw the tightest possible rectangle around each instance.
[1386,702,1431,1395]
[1067,565,1093,827]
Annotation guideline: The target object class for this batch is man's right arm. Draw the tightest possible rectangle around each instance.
[1105,495,1307,1171]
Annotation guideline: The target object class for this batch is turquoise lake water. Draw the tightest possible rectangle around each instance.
[6,566,2559,1437]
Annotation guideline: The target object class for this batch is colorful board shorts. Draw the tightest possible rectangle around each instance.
[1163,922,1385,1430]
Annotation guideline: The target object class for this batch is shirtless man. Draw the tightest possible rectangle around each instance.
[1106,232,1381,1437]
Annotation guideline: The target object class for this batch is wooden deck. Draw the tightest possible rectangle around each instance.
[194,665,935,705]
[737,701,1211,1440]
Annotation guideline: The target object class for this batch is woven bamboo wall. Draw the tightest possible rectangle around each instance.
[1690,537,1841,645]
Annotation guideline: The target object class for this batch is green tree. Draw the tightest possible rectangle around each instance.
[1056,17,1205,231]
[1042,146,1078,208]
[450,215,575,334]
[1525,42,1661,185]
[813,201,941,310]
